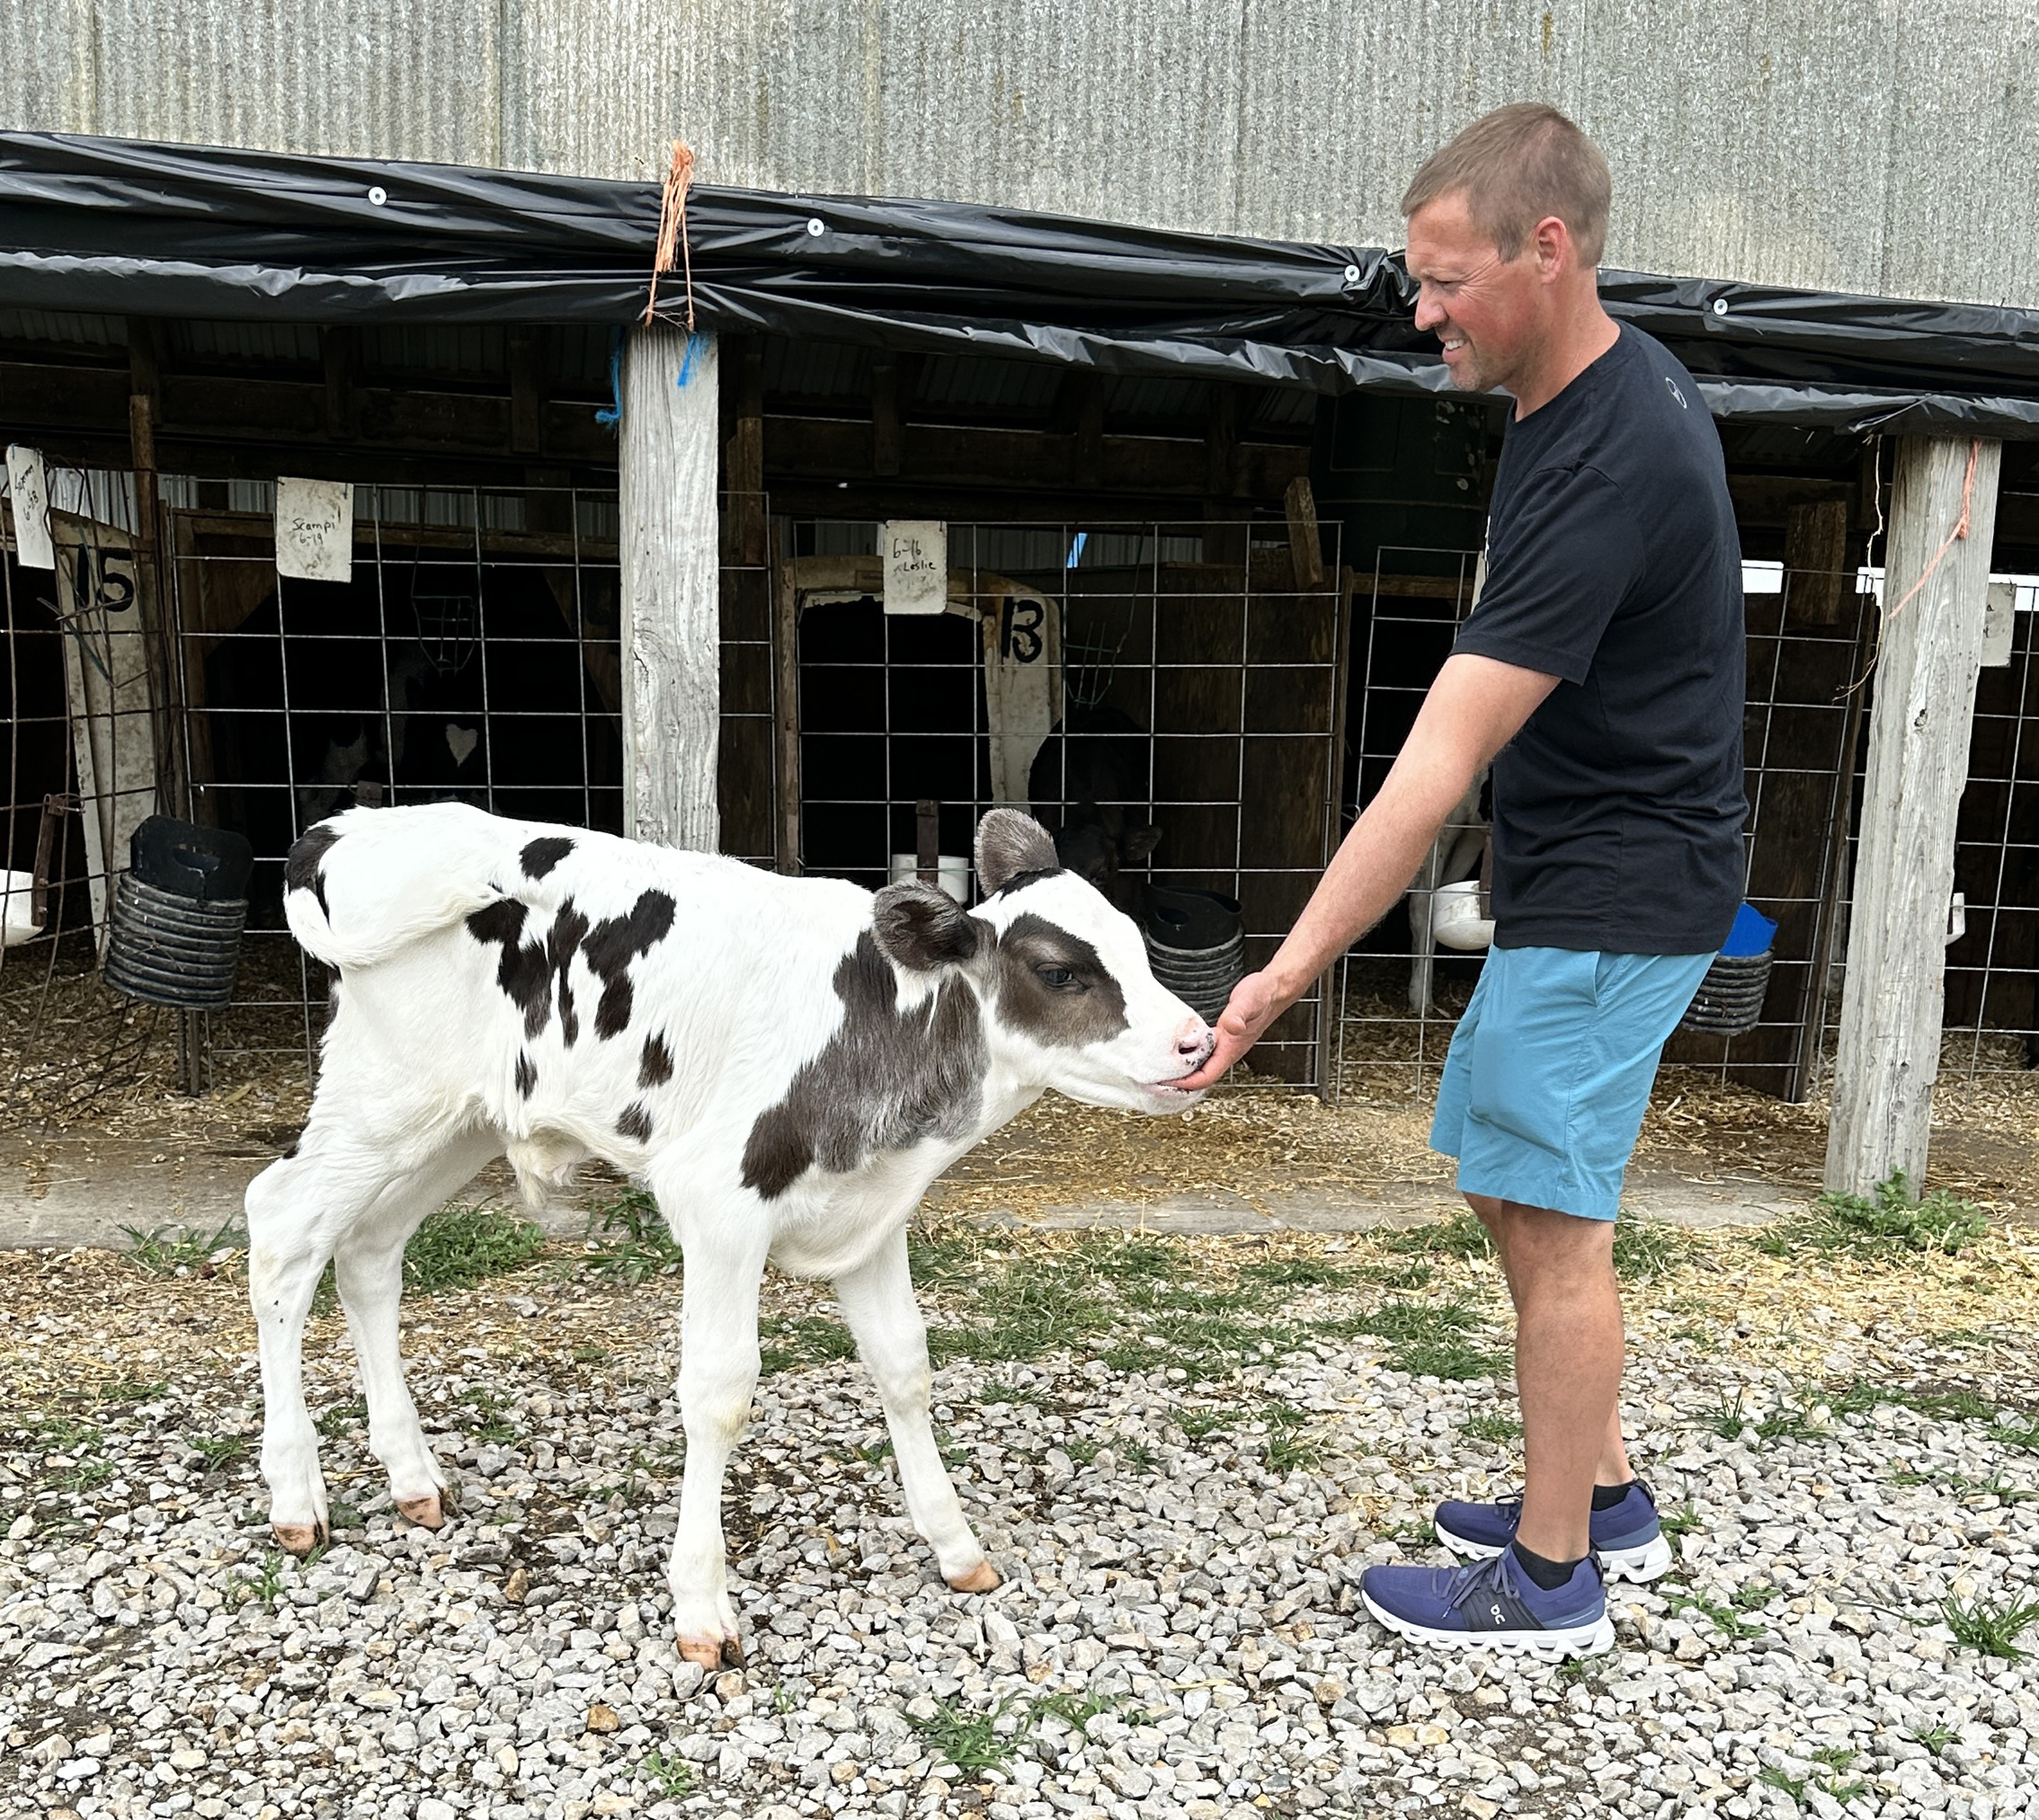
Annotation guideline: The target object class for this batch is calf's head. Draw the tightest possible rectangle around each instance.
[869,809,1214,1111]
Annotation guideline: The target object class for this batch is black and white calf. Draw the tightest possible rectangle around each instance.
[249,805,1212,1665]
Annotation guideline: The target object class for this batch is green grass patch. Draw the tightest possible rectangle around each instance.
[759,1314,859,1375]
[1909,1722,1957,1756]
[1941,1590,2039,1660]
[1612,1212,1688,1282]
[96,1377,167,1406]
[1363,1258,1436,1289]
[636,1751,694,1799]
[580,1187,685,1283]
[191,1435,248,1471]
[1236,1257,1351,1292]
[405,1203,545,1292]
[1697,1386,1827,1445]
[458,1389,520,1446]
[1263,1405,1323,1474]
[1757,1173,1989,1261]
[315,1398,367,1438]
[1348,1298,1500,1380]
[1461,1412,1522,1444]
[227,1550,290,1613]
[123,1218,245,1277]
[1381,1213,1494,1261]
[1663,1585,1768,1641]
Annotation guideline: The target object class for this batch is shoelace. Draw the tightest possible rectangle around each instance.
[1444,1548,1526,1614]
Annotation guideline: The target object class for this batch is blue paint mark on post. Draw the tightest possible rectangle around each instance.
[1066,532,1088,570]
[676,332,705,389]
[595,327,624,427]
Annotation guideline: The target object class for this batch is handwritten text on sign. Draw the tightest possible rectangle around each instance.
[882,519,947,616]
[275,477,355,582]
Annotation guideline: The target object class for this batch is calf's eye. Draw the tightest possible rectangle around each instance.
[1035,964,1079,991]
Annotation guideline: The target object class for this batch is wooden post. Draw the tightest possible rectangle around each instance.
[618,324,721,851]
[773,554,802,874]
[1824,435,2001,1195]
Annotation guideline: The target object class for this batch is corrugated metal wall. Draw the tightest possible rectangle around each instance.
[5,0,2036,311]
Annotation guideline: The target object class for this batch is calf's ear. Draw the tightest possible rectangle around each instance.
[873,881,982,971]
[975,808,1059,895]
[1123,824,1163,866]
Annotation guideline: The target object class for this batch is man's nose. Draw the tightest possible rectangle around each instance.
[1413,289,1444,333]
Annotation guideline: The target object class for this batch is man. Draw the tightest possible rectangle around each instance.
[1175,104,1746,1658]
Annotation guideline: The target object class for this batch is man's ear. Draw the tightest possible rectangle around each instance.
[871,881,982,971]
[975,807,1059,895]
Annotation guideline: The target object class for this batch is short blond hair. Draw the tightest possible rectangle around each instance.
[1400,103,1612,267]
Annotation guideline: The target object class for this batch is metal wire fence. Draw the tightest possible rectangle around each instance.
[782,517,1348,1086]
[1329,549,2039,1104]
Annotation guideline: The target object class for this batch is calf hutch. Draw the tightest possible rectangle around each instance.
[3,133,2038,1197]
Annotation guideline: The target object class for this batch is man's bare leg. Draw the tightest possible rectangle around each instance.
[1463,1192,1624,1562]
[1466,1191,1634,1495]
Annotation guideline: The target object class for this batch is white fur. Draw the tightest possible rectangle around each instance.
[247,802,1210,1658]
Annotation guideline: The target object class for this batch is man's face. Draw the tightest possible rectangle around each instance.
[1404,190,1548,396]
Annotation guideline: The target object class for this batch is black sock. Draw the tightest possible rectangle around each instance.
[1509,1539,1581,1591]
[1591,1479,1637,1512]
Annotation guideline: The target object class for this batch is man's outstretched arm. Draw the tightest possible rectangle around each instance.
[1174,652,1559,1090]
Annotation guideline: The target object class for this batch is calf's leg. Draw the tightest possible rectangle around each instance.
[664,1206,770,1668]
[246,1133,412,1555]
[834,1226,997,1592]
[331,1130,503,1530]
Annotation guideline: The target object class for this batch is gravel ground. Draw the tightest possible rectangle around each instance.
[5,1217,2039,1820]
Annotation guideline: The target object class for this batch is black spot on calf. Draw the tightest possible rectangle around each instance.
[741,933,986,1199]
[617,1102,655,1142]
[639,1032,674,1087]
[285,822,343,919]
[515,1052,537,1099]
[584,890,677,1040]
[546,901,590,1047]
[467,899,553,1038]
[520,835,575,881]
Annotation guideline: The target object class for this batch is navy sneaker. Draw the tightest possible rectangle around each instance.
[1360,1547,1614,1660]
[1434,1481,1673,1584]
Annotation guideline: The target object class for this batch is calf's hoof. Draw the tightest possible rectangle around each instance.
[678,1632,745,1671]
[946,1559,1001,1593]
[272,1522,325,1557]
[396,1493,445,1530]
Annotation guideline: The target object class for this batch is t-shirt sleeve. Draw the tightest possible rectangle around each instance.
[1452,463,1647,686]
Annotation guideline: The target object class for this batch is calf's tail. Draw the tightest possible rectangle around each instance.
[284,802,515,970]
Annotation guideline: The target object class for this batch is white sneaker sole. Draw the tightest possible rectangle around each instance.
[1435,1519,1674,1585]
[1362,1588,1615,1662]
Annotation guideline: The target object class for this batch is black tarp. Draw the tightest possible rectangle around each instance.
[4,130,2038,439]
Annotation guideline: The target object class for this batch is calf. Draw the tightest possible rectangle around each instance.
[248,805,1212,1665]
[1028,705,1162,911]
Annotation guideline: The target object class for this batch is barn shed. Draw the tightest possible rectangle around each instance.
[5,0,2039,1193]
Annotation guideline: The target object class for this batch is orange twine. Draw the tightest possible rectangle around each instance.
[1882,436,1981,622]
[642,140,697,329]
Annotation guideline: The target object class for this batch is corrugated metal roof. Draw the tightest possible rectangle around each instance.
[173,319,320,364]
[4,2,2033,311]
[363,326,506,378]
[0,307,126,347]
[914,352,1062,414]
[762,338,873,400]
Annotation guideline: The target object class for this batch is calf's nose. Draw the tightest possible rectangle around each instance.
[1174,1017,1214,1064]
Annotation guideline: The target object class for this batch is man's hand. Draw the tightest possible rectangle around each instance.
[1174,970,1278,1091]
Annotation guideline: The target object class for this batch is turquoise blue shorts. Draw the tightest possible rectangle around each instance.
[1431,946,1714,1222]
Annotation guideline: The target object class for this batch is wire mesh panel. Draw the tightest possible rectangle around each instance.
[1332,550,1891,1106]
[783,518,1348,1086]
[2,464,182,1108]
[1939,578,2039,1080]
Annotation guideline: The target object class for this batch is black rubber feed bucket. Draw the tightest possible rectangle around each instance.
[1677,952,1773,1037]
[103,817,253,1011]
[1142,885,1246,1023]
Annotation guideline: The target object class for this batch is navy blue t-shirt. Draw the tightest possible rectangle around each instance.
[1452,323,1747,954]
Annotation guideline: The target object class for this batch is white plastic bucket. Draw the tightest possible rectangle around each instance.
[1430,878,1494,952]
[887,853,972,903]
[1,869,44,948]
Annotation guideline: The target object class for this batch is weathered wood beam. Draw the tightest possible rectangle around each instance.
[1824,435,2003,1196]
[619,325,721,852]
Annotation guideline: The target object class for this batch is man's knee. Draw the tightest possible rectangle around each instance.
[1463,1191,1507,1229]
